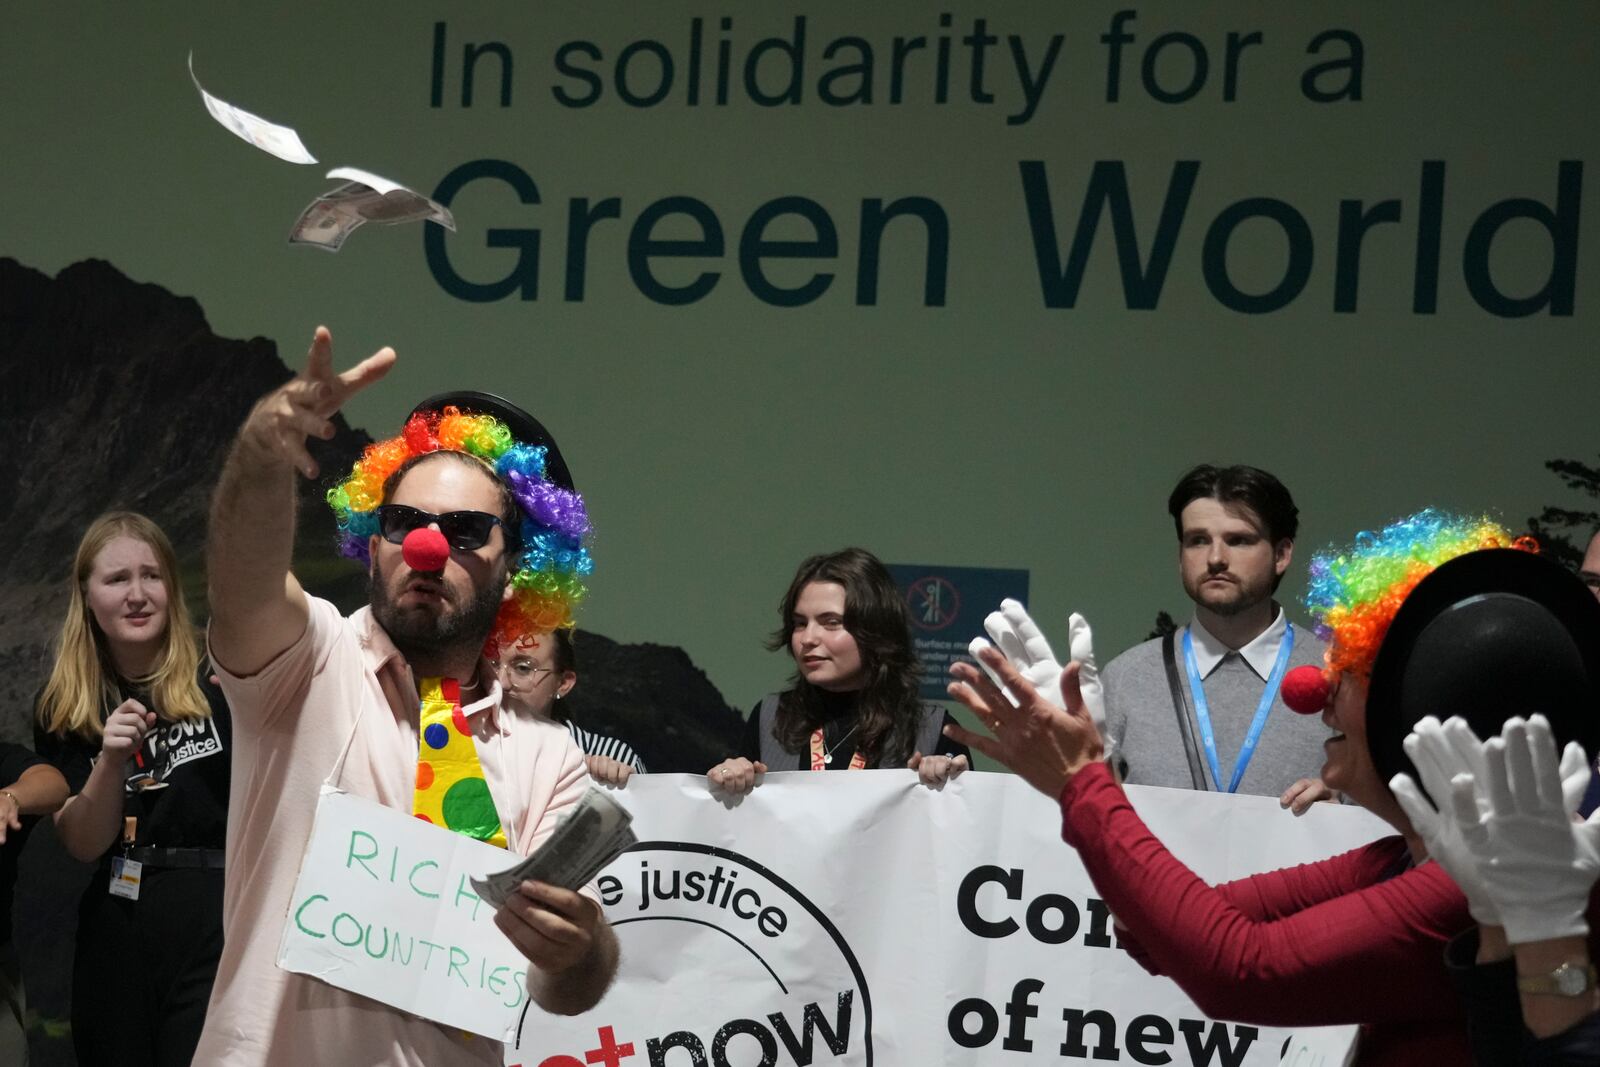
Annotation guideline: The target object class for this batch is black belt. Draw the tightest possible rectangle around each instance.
[124,847,226,870]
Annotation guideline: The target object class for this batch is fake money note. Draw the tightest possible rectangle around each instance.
[470,787,636,908]
[287,197,362,251]
[188,52,317,165]
[289,167,456,251]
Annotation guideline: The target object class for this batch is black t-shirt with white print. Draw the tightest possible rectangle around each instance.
[33,670,231,856]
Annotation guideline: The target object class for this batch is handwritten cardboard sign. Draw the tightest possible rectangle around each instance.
[277,785,532,1040]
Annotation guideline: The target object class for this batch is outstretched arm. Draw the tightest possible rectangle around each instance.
[207,327,393,676]
[945,648,1469,1027]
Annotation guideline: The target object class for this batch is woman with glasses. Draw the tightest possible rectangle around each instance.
[708,547,969,794]
[493,628,644,787]
[33,511,231,1067]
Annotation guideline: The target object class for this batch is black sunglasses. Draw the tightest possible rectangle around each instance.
[375,504,511,552]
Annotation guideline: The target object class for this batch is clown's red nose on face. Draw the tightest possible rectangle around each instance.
[1282,664,1330,714]
[402,527,450,572]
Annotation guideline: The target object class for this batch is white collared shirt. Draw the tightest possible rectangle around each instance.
[1187,606,1288,681]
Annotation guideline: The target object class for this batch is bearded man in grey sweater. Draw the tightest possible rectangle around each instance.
[1103,464,1335,813]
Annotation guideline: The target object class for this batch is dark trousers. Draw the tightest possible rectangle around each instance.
[72,867,223,1067]
[0,938,24,1065]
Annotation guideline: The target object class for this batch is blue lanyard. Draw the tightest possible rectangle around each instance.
[1182,623,1295,793]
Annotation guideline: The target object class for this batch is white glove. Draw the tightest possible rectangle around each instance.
[1456,715,1600,945]
[1391,716,1500,924]
[968,599,1105,734]
[1392,715,1593,928]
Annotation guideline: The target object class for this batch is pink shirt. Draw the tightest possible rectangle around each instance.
[196,596,591,1066]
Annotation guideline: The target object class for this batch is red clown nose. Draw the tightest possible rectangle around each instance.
[1281,664,1330,714]
[401,527,450,572]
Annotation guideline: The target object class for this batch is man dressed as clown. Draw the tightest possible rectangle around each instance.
[197,328,617,1065]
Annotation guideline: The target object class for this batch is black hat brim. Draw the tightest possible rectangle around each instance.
[409,390,575,492]
[1367,548,1600,792]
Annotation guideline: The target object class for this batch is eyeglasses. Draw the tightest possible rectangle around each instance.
[503,662,557,683]
[375,504,509,552]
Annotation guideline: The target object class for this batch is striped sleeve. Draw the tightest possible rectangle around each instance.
[566,721,647,773]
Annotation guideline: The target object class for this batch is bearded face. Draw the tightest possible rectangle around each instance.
[1177,497,1290,617]
[370,549,508,662]
[367,454,513,670]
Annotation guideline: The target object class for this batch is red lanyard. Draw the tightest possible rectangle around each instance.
[809,727,867,771]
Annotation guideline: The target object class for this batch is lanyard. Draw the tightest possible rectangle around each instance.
[809,727,868,771]
[1182,623,1295,793]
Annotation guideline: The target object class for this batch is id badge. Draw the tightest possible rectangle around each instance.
[109,857,143,900]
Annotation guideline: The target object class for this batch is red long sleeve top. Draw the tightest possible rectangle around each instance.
[1058,761,1474,1067]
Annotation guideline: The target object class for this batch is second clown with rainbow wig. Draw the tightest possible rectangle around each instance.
[943,506,1600,1066]
[198,330,618,1066]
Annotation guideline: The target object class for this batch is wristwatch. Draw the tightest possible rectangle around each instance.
[1516,961,1599,997]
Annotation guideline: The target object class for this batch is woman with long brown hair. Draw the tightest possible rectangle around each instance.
[33,511,231,1067]
[709,547,968,791]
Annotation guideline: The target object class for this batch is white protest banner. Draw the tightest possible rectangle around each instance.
[1278,1026,1360,1067]
[509,772,1386,1066]
[278,785,532,1040]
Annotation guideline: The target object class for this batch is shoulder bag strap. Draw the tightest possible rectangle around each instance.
[1161,629,1210,791]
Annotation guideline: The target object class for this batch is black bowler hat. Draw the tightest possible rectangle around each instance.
[1368,548,1600,796]
[409,390,576,492]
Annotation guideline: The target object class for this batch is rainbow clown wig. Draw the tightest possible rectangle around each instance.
[325,395,593,657]
[1305,508,1537,680]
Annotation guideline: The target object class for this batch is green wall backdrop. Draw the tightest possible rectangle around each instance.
[4,3,1595,726]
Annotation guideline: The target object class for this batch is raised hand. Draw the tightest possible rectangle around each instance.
[240,326,395,478]
[100,698,157,765]
[946,646,1104,800]
[968,600,1105,736]
[207,327,396,677]
[1067,613,1105,730]
[1459,716,1600,946]
[1391,716,1502,924]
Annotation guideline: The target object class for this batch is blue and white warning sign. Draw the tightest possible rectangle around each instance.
[886,564,1030,701]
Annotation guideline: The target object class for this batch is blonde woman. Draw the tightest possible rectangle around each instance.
[33,511,230,1067]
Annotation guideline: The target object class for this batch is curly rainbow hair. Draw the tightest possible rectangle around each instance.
[1305,508,1536,679]
[325,406,593,654]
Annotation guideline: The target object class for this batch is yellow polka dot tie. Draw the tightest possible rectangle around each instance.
[413,677,507,849]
